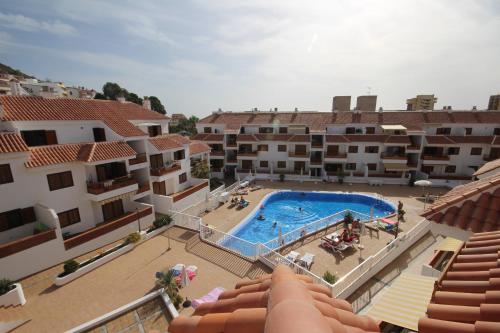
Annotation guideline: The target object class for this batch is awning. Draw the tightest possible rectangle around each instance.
[383,163,410,171]
[436,237,463,252]
[98,191,136,205]
[366,273,436,331]
[381,125,407,131]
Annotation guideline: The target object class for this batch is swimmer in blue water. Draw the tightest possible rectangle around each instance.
[272,221,277,227]
[257,214,265,221]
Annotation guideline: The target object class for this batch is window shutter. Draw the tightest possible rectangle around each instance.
[45,130,58,145]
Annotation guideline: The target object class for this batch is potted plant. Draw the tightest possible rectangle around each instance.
[33,222,49,234]
[156,270,182,309]
[0,278,14,296]
[279,174,285,182]
[60,259,79,277]
[0,278,26,306]
[148,215,172,233]
[322,271,338,284]
[125,232,141,244]
[343,211,354,229]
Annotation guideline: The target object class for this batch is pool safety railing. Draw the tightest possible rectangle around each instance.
[170,210,202,231]
[261,209,372,250]
[200,224,260,259]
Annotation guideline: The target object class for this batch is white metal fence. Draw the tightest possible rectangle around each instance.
[200,224,260,259]
[170,210,202,231]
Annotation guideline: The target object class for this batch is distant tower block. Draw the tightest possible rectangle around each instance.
[332,96,351,111]
[356,95,377,111]
[488,94,500,111]
[406,94,438,111]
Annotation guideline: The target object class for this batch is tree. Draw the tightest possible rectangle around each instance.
[192,159,210,179]
[126,92,143,105]
[170,115,199,136]
[102,82,124,100]
[148,96,166,114]
[94,92,106,100]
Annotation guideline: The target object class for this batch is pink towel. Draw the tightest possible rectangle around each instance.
[191,287,226,308]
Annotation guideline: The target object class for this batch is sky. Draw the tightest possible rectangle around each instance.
[0,0,499,117]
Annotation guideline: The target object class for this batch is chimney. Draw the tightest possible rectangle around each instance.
[142,97,151,110]
[274,107,278,112]
[472,106,477,110]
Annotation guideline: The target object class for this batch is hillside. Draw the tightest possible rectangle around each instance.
[0,62,35,78]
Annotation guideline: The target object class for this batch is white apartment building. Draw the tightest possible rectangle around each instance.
[195,106,500,186]
[0,96,210,280]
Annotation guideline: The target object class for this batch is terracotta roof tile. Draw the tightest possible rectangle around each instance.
[385,135,411,144]
[425,136,456,145]
[422,174,500,232]
[189,141,211,156]
[169,265,380,333]
[419,231,500,333]
[192,133,224,141]
[474,158,500,177]
[254,134,293,141]
[288,134,310,142]
[0,96,167,138]
[0,132,29,154]
[325,135,350,143]
[148,134,189,151]
[25,141,137,168]
[344,134,388,142]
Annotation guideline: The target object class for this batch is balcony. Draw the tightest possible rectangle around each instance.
[380,152,408,163]
[422,155,450,165]
[237,151,258,159]
[136,183,150,194]
[226,142,237,148]
[483,154,496,161]
[170,180,209,203]
[150,162,181,177]
[310,159,323,166]
[64,207,153,250]
[0,229,57,258]
[128,153,147,166]
[311,142,323,149]
[226,158,237,164]
[210,151,225,159]
[288,151,310,159]
[324,152,347,162]
[407,145,421,151]
[87,175,138,195]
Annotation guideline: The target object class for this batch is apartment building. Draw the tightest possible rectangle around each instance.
[406,94,437,111]
[489,94,500,111]
[355,95,377,111]
[0,96,210,280]
[194,106,500,186]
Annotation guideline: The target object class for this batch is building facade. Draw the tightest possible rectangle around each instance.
[489,94,500,111]
[0,96,210,279]
[195,106,500,186]
[406,94,438,111]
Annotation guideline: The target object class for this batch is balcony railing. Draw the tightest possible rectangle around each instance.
[0,229,57,258]
[211,151,225,156]
[226,158,237,164]
[64,207,153,250]
[407,145,421,151]
[128,153,147,165]
[87,175,138,195]
[136,183,150,194]
[171,181,209,203]
[310,159,323,165]
[226,142,237,148]
[311,142,323,148]
[422,155,450,161]
[150,162,181,176]
[288,151,310,158]
[237,151,258,157]
[324,152,347,158]
[380,152,407,159]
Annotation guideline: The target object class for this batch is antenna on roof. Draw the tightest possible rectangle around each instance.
[367,86,372,95]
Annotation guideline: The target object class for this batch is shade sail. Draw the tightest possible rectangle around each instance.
[381,125,407,131]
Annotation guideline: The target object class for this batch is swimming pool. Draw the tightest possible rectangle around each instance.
[225,191,395,255]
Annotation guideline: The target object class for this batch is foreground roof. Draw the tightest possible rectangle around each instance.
[422,174,500,232]
[0,96,167,137]
[25,141,136,168]
[419,230,500,333]
[0,132,29,154]
[169,265,380,333]
[148,134,190,151]
[474,158,500,177]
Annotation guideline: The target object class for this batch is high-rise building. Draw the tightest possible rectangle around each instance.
[332,96,351,111]
[488,94,500,110]
[355,95,377,111]
[406,95,438,111]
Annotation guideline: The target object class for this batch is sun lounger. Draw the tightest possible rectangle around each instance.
[285,251,300,262]
[299,252,315,270]
[239,181,249,188]
[192,287,226,308]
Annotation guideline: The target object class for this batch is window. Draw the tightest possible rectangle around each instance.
[279,127,288,134]
[295,145,307,154]
[445,165,456,173]
[277,145,287,152]
[93,128,106,142]
[260,161,268,168]
[174,150,185,160]
[365,146,379,154]
[96,162,127,182]
[345,163,356,171]
[203,127,211,133]
[150,154,163,169]
[147,125,162,137]
[447,147,460,155]
[47,171,74,191]
[465,128,472,135]
[470,147,482,156]
[101,199,124,221]
[0,207,36,232]
[436,127,451,135]
[365,127,375,134]
[494,128,500,135]
[277,161,286,168]
[259,127,273,133]
[348,146,358,153]
[257,144,268,152]
[58,208,81,228]
[345,127,355,134]
[0,164,13,185]
[367,163,377,171]
[21,130,58,146]
[179,172,187,184]
[153,181,166,195]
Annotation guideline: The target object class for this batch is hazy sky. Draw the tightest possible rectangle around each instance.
[1,0,499,117]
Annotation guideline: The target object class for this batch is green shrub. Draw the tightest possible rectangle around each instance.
[63,259,79,275]
[0,278,14,295]
[34,222,49,233]
[279,174,285,182]
[344,211,354,225]
[125,232,141,244]
[173,294,184,309]
[153,215,172,229]
[323,271,337,284]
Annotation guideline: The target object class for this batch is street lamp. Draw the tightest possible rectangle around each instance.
[136,208,141,232]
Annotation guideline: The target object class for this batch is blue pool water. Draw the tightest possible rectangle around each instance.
[225,191,395,255]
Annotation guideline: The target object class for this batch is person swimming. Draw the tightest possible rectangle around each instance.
[272,221,277,227]
[299,207,303,212]
[257,214,265,220]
